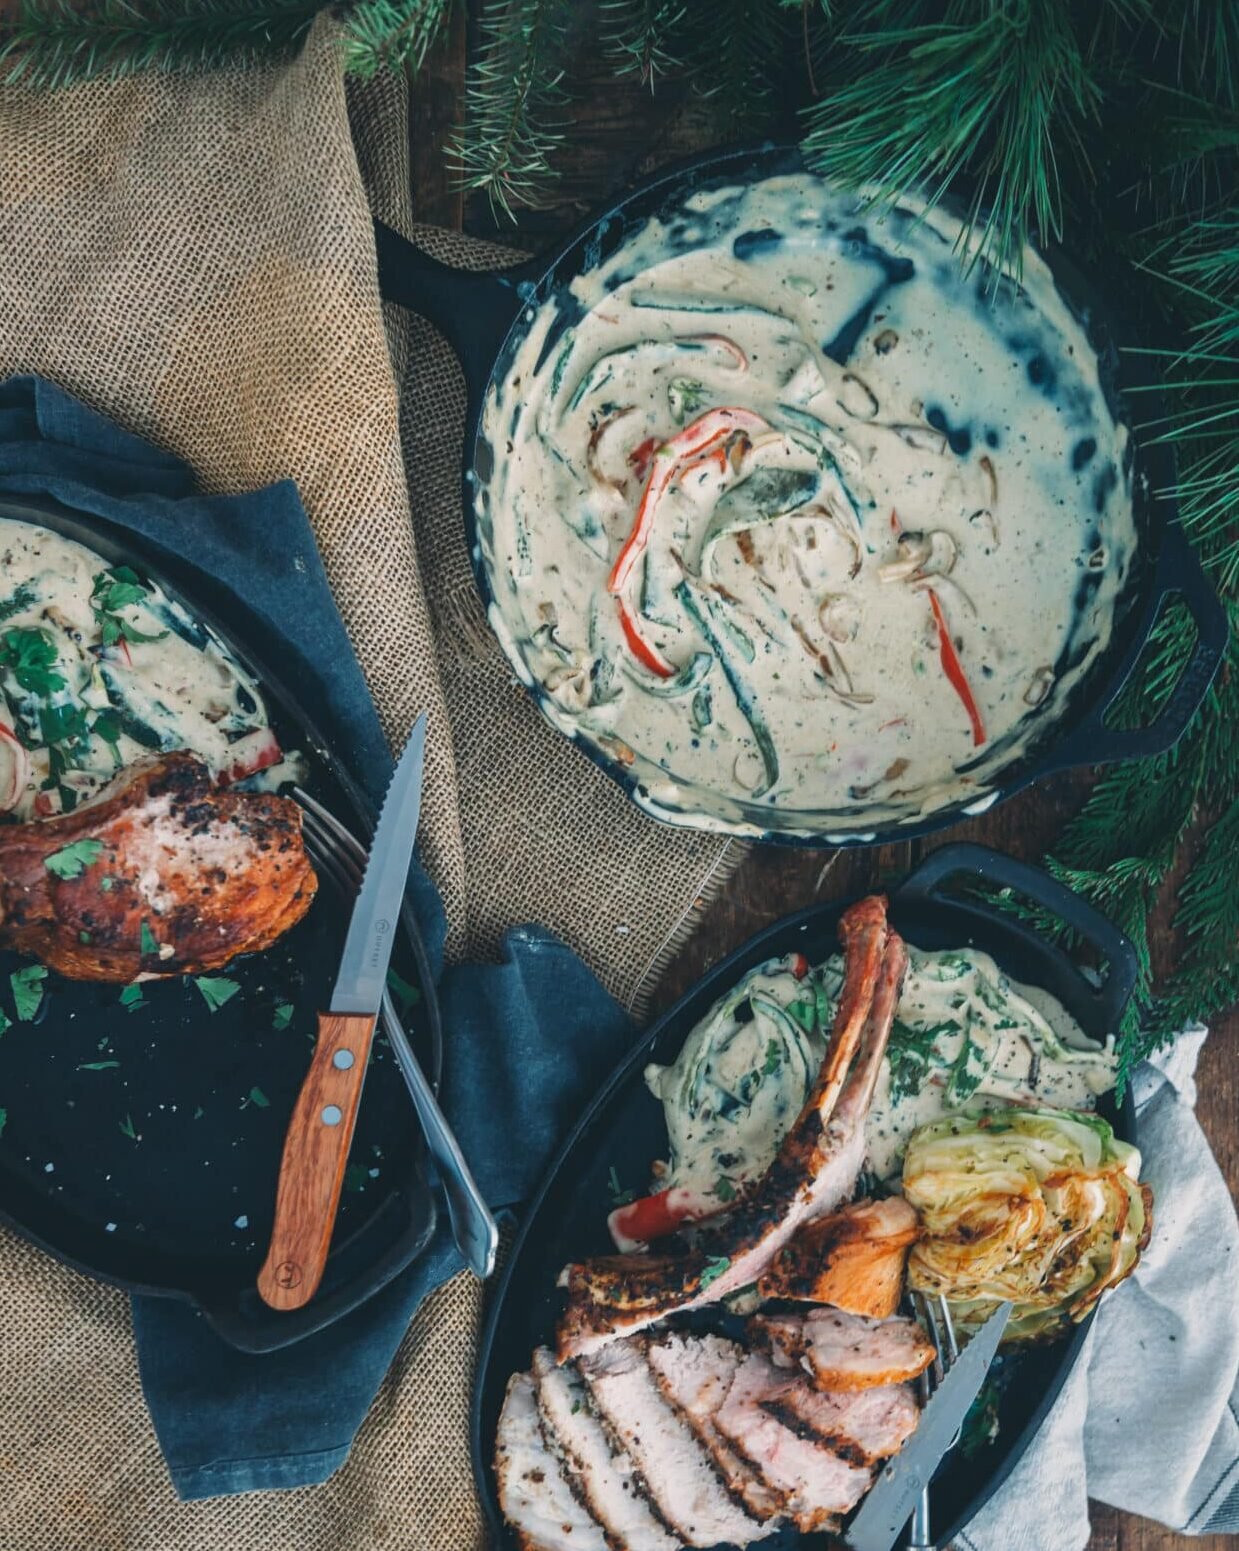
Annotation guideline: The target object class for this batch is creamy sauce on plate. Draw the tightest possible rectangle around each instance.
[478,174,1136,836]
[0,520,299,819]
[645,944,1117,1206]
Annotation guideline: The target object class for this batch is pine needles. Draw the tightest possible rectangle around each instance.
[800,0,1144,279]
[450,0,570,218]
[0,0,325,87]
[344,0,457,76]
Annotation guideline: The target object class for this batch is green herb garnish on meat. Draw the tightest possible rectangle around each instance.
[195,976,241,1013]
[138,920,159,957]
[699,1255,731,1291]
[10,964,47,1022]
[44,838,106,880]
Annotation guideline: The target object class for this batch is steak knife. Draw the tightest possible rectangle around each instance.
[258,716,428,1312]
[845,1302,1013,1551]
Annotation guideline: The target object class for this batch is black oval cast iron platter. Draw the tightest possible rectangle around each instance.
[0,492,442,1352]
[472,843,1140,1548]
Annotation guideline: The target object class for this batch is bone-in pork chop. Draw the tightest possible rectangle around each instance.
[0,751,316,980]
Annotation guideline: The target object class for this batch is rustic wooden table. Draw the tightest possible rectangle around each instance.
[410,21,1236,1551]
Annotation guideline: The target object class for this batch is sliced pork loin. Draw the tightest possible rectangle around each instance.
[557,902,908,1362]
[759,1380,920,1469]
[531,1349,678,1551]
[495,1373,608,1551]
[578,1339,768,1548]
[752,1308,935,1392]
[713,1354,873,1532]
[645,1333,787,1523]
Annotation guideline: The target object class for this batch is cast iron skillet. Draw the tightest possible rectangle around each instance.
[0,493,442,1352]
[471,842,1141,1548]
[375,143,1227,845]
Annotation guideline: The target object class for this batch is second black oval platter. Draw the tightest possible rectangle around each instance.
[473,843,1140,1548]
[0,493,442,1352]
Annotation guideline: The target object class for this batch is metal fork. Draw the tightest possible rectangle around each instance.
[907,1290,960,1551]
[296,787,499,1279]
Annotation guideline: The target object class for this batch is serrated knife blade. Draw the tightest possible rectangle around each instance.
[330,714,427,1015]
[845,1302,1012,1551]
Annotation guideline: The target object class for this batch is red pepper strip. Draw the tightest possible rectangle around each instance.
[683,333,749,371]
[789,951,810,979]
[608,407,768,596]
[927,588,986,746]
[616,593,675,678]
[627,435,660,484]
[608,1186,717,1249]
[889,508,901,533]
[217,726,284,786]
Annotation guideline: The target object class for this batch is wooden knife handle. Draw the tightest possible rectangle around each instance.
[257,1011,377,1312]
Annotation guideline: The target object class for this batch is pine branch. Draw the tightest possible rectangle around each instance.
[451,0,570,219]
[684,0,795,131]
[599,0,687,89]
[1153,797,1239,1038]
[0,0,327,87]
[344,0,458,77]
[799,0,1148,279]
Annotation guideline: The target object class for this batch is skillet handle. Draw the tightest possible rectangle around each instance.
[1041,524,1227,774]
[895,842,1139,1033]
[373,218,530,406]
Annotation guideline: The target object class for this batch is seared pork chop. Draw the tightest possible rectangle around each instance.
[495,1372,608,1551]
[713,1353,872,1532]
[0,752,316,981]
[752,1308,935,1391]
[578,1339,767,1548]
[532,1349,677,1551]
[646,1333,786,1522]
[557,903,907,1361]
[756,1195,921,1317]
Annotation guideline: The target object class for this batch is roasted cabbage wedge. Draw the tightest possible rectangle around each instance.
[902,1107,1152,1343]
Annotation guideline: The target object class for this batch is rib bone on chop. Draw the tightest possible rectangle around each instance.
[556,895,909,1362]
[0,751,317,981]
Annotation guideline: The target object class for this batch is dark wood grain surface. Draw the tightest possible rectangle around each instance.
[409,28,1236,1551]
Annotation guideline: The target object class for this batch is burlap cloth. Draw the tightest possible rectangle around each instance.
[0,23,740,1550]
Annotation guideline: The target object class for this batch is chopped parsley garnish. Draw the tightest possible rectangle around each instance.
[10,964,47,1022]
[385,967,421,1019]
[763,1038,782,1075]
[786,998,816,1034]
[138,920,159,957]
[118,1113,137,1140]
[90,567,167,648]
[195,976,241,1013]
[77,1060,120,1072]
[607,1165,635,1207]
[99,876,114,892]
[886,1019,958,1103]
[118,983,145,1014]
[699,1255,731,1291]
[44,838,106,880]
[245,1085,269,1109]
[0,1108,6,1138]
[714,1175,737,1202]
[38,702,88,748]
[0,583,36,624]
[0,1007,9,1037]
[272,1001,295,1031]
[0,626,65,695]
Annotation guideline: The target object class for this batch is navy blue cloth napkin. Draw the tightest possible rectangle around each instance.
[0,375,635,1498]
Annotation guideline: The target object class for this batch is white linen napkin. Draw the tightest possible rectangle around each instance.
[957,1026,1239,1551]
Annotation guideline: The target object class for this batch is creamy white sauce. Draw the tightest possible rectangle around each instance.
[646,944,1117,1204]
[0,519,299,819]
[478,175,1136,835]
